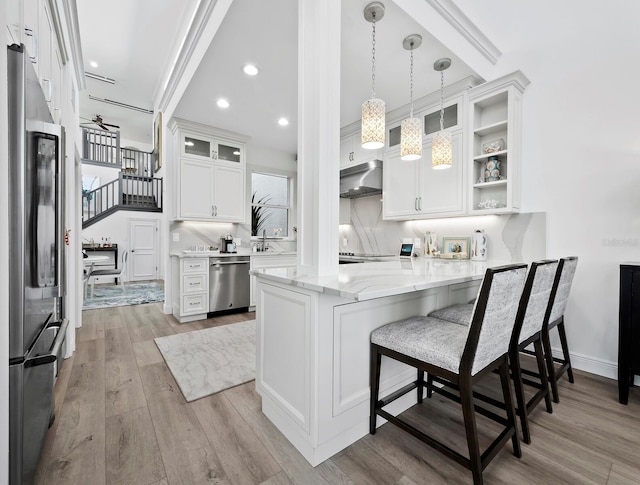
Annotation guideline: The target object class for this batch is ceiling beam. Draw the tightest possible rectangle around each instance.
[153,0,233,119]
[393,0,500,81]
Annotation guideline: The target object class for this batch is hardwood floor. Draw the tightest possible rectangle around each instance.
[36,302,640,484]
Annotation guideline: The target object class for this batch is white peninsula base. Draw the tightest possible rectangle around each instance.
[253,259,492,466]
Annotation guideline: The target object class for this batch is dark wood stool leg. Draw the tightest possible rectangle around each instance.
[370,344,382,434]
[542,328,560,403]
[427,373,434,398]
[417,369,425,404]
[499,360,522,458]
[509,352,530,444]
[460,375,483,484]
[534,339,553,413]
[557,320,574,383]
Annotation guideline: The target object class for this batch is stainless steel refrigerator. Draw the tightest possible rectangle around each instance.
[8,44,69,485]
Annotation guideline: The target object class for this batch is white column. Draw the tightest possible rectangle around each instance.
[296,0,341,276]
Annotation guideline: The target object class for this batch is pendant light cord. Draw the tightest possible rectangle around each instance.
[371,18,377,98]
[439,70,445,131]
[409,47,414,118]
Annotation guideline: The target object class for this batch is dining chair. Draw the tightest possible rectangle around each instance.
[88,250,128,298]
[428,260,559,444]
[370,263,528,485]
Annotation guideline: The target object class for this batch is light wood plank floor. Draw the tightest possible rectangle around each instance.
[35,302,640,484]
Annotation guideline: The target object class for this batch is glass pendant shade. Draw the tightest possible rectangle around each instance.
[400,117,422,161]
[361,98,386,149]
[432,130,452,169]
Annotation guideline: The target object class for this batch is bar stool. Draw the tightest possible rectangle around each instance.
[428,260,559,444]
[540,257,578,403]
[370,264,527,485]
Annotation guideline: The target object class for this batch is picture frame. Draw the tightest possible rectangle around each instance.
[442,237,471,258]
[153,111,163,171]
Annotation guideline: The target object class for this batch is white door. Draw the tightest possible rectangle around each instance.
[128,219,158,281]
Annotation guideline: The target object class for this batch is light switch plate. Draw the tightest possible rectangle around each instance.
[235,238,241,246]
[413,237,421,249]
[172,232,179,242]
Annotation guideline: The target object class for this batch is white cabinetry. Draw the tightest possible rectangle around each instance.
[250,254,296,308]
[383,131,465,220]
[467,72,529,215]
[340,132,382,169]
[171,257,209,323]
[171,118,247,222]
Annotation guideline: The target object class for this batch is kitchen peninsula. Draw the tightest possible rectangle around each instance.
[252,258,507,466]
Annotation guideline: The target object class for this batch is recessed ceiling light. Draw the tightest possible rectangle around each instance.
[90,61,98,68]
[233,150,240,155]
[243,64,259,76]
[278,117,289,126]
[185,141,194,147]
[217,98,230,108]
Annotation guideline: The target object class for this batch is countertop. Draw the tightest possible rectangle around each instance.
[251,258,512,302]
[170,249,296,258]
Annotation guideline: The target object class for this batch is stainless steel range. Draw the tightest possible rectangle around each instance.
[338,252,397,264]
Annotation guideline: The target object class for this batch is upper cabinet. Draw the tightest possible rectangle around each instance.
[467,71,529,215]
[171,118,248,222]
[383,98,466,220]
[340,131,382,169]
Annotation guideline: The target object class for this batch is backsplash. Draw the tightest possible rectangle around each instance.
[169,220,297,253]
[339,196,546,262]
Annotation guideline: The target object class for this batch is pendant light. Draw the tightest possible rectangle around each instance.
[400,34,423,161]
[361,2,386,150]
[432,58,452,169]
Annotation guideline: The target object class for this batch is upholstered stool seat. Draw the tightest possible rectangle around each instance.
[428,303,474,326]
[371,316,469,374]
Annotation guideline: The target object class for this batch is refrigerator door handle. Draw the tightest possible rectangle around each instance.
[24,319,69,368]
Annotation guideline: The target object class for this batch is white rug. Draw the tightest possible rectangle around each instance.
[154,320,256,402]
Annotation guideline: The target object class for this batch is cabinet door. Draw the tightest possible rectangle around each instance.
[339,136,354,168]
[352,136,381,165]
[38,0,53,103]
[180,160,214,219]
[214,138,243,164]
[51,45,63,123]
[181,132,215,160]
[419,132,465,215]
[213,164,245,222]
[383,151,420,219]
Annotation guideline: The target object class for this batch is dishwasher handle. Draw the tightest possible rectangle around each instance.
[210,260,250,266]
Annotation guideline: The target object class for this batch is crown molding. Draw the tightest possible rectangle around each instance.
[425,0,501,65]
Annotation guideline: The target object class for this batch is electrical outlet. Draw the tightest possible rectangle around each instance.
[343,238,348,247]
[235,238,241,246]
[413,237,421,249]
[402,237,412,244]
[172,232,179,242]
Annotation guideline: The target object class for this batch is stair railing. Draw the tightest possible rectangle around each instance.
[82,178,119,225]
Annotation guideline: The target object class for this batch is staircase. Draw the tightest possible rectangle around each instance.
[81,127,163,228]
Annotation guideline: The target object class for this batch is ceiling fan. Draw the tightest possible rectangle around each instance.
[80,114,120,131]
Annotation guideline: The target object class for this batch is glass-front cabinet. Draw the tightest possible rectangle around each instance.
[180,131,245,164]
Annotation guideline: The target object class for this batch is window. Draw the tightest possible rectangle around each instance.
[251,172,290,237]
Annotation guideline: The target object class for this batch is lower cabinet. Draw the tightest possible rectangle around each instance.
[383,131,465,220]
[171,257,210,322]
[250,254,297,308]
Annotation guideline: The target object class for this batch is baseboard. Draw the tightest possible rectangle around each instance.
[163,303,173,314]
[550,346,640,385]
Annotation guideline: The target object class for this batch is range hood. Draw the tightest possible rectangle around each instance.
[339,160,383,199]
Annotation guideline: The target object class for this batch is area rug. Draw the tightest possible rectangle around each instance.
[82,282,164,310]
[154,320,256,402]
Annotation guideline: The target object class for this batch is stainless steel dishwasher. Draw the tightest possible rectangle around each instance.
[209,255,250,313]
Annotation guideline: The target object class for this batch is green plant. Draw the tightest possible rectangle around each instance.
[251,192,273,236]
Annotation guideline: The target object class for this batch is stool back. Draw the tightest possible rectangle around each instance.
[462,264,528,375]
[515,260,559,344]
[548,257,578,323]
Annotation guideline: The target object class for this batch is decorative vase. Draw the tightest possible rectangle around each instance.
[426,233,438,257]
[471,230,487,261]
[484,157,501,182]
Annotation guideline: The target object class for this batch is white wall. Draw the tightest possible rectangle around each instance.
[454,0,640,378]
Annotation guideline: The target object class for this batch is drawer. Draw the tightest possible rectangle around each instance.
[183,274,207,293]
[182,258,208,273]
[182,293,207,314]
